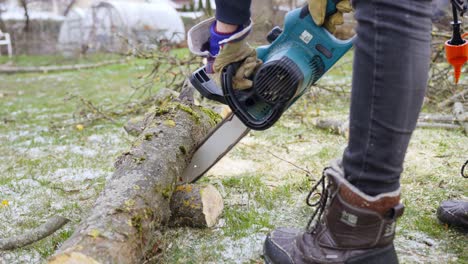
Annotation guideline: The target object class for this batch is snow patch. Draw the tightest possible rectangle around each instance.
[219,233,265,263]
[208,157,258,177]
[47,168,107,182]
[0,250,42,264]
[396,231,458,264]
[56,145,98,158]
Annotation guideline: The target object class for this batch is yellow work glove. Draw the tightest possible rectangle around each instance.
[308,0,352,34]
[212,39,262,90]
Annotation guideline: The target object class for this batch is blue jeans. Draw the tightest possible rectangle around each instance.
[215,0,432,196]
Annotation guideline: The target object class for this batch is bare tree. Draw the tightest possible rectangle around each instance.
[18,0,30,32]
[63,0,76,16]
[0,0,7,32]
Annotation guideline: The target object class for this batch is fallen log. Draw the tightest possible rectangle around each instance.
[416,122,460,130]
[314,118,463,135]
[0,216,69,250]
[418,113,461,123]
[313,118,349,137]
[49,96,221,263]
[169,184,224,228]
[0,59,128,74]
[453,102,468,134]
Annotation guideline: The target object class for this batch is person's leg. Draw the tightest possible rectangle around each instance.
[208,1,252,56]
[264,1,432,263]
[215,0,251,26]
[343,0,432,196]
[188,0,258,92]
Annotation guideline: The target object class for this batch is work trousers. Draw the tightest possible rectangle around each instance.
[215,0,432,196]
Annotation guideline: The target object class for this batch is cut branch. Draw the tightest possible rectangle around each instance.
[438,89,468,108]
[0,216,69,250]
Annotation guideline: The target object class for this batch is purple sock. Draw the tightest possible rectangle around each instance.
[209,22,243,56]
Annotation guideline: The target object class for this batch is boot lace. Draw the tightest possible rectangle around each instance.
[462,159,467,178]
[306,167,331,233]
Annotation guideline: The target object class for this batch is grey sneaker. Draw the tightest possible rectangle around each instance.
[437,200,468,233]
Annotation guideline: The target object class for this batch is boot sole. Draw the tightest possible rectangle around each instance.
[264,244,398,264]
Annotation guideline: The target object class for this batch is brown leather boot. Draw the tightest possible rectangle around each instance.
[263,160,404,264]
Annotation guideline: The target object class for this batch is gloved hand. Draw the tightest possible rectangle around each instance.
[308,0,352,34]
[188,18,262,90]
[212,39,262,90]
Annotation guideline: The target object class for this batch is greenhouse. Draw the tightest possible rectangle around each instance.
[58,0,186,55]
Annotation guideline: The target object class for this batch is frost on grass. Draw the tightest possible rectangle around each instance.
[0,249,42,264]
[0,122,126,263]
[1,58,466,263]
[396,231,458,264]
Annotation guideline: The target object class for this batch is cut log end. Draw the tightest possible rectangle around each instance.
[49,252,100,264]
[169,184,224,228]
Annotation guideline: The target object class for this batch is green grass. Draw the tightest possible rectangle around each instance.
[0,51,467,263]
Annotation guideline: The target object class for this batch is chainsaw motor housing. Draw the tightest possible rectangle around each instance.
[190,3,354,130]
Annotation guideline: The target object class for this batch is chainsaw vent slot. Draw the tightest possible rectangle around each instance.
[308,55,325,86]
[253,56,302,106]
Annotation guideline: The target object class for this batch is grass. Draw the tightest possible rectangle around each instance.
[1,51,467,263]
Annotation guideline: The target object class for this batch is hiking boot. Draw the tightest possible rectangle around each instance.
[263,160,404,264]
[437,200,468,233]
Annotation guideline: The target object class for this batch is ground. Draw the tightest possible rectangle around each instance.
[0,51,467,264]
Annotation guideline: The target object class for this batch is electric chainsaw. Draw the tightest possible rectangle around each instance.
[181,2,354,183]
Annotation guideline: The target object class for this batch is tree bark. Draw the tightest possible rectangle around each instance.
[250,0,275,43]
[49,98,220,264]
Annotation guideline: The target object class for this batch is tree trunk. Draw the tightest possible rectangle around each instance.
[49,98,220,264]
[249,0,275,44]
[19,0,30,32]
[63,0,77,16]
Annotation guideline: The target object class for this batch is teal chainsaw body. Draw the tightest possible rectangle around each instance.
[190,2,354,130]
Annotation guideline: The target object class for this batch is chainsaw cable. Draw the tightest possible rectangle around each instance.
[306,167,331,233]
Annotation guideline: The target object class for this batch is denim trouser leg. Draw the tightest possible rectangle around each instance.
[214,0,432,196]
[215,0,251,25]
[342,0,432,196]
